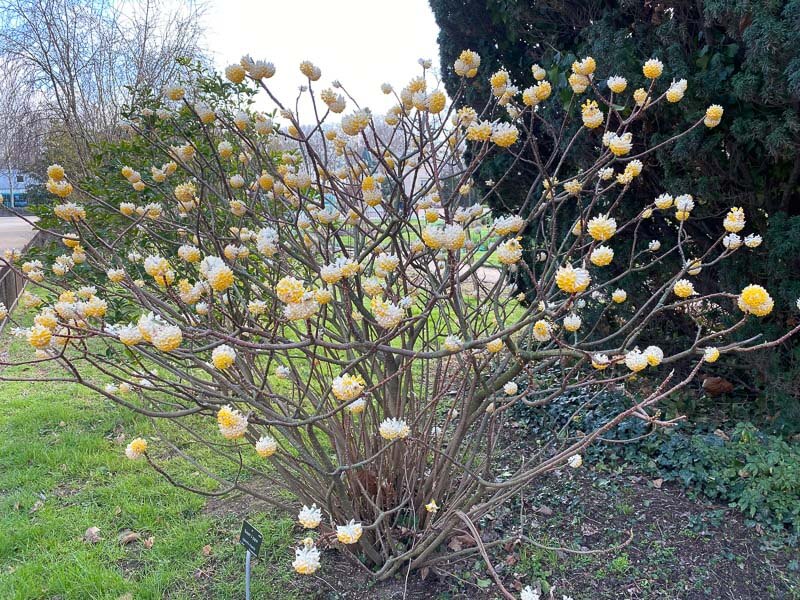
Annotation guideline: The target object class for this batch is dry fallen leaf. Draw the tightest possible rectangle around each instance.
[114,505,122,516]
[202,544,213,556]
[29,500,44,514]
[447,534,476,552]
[143,536,155,549]
[118,530,140,545]
[117,594,133,600]
[652,478,663,489]
[713,428,731,441]
[84,526,101,543]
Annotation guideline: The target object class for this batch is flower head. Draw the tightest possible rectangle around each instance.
[332,373,366,402]
[642,58,664,79]
[590,245,614,267]
[336,520,363,544]
[607,76,627,93]
[555,265,591,294]
[532,320,552,342]
[673,279,696,298]
[125,437,147,460]
[625,349,648,372]
[705,104,723,128]
[454,50,480,78]
[298,504,322,529]
[292,543,321,575]
[217,405,248,439]
[737,284,773,317]
[211,344,236,370]
[497,238,523,265]
[563,314,582,332]
[379,418,410,441]
[723,207,745,233]
[587,214,617,241]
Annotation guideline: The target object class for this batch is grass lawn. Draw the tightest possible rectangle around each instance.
[0,319,297,600]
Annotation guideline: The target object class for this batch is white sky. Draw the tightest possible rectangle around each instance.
[203,0,442,121]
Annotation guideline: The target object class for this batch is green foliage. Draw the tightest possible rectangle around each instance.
[512,391,800,542]
[653,423,800,536]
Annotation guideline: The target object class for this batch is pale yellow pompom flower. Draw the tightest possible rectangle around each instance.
[211,344,236,370]
[336,520,363,544]
[586,214,617,241]
[590,245,614,267]
[276,277,306,304]
[673,279,696,298]
[607,76,627,93]
[486,338,503,353]
[642,58,664,79]
[737,284,773,317]
[226,64,246,83]
[555,265,591,294]
[255,435,277,457]
[125,437,147,460]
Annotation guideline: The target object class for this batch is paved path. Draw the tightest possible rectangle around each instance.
[0,216,39,254]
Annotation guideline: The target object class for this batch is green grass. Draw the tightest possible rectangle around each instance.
[0,320,297,599]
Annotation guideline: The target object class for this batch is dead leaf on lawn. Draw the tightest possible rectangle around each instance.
[202,544,213,556]
[118,530,140,545]
[143,536,155,549]
[29,499,44,514]
[84,526,101,543]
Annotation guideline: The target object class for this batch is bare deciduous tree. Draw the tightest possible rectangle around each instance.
[0,0,208,173]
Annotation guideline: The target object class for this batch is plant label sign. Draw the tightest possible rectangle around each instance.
[239,520,263,556]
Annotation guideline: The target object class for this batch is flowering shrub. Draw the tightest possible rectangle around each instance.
[2,52,799,581]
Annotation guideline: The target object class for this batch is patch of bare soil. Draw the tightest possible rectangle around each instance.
[191,466,799,598]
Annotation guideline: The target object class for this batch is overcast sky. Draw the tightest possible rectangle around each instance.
[202,0,442,120]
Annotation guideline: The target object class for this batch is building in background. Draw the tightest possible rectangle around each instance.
[0,170,38,209]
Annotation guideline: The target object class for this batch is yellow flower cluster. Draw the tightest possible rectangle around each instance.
[705,104,723,128]
[555,265,591,294]
[331,373,366,402]
[581,100,604,129]
[737,284,773,317]
[217,405,248,439]
[454,50,480,78]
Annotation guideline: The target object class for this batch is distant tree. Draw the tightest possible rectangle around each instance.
[0,0,209,174]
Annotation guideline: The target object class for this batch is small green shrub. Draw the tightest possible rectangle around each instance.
[514,394,800,541]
